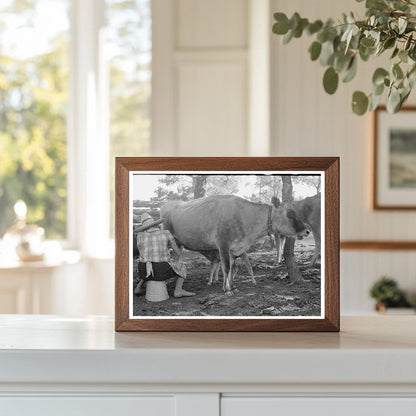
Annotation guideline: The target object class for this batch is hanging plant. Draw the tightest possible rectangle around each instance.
[272,0,416,115]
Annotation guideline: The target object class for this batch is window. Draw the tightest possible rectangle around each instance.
[0,0,151,251]
[106,0,151,237]
[0,0,70,239]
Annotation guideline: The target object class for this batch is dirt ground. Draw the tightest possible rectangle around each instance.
[132,234,321,317]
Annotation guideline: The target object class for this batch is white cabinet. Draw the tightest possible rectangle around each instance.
[222,398,416,416]
[1,316,416,416]
[1,396,175,416]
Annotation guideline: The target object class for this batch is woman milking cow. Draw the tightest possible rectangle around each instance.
[134,213,195,299]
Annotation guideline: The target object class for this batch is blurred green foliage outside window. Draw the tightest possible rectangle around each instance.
[107,0,151,237]
[0,0,70,239]
[0,0,151,240]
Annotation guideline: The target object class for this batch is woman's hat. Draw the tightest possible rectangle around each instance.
[136,212,164,232]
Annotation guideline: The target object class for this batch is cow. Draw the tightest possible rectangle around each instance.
[272,194,321,266]
[293,193,321,266]
[161,195,309,294]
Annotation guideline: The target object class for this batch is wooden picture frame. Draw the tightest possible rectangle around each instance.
[373,106,416,210]
[115,157,339,332]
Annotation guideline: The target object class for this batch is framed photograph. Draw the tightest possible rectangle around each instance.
[115,157,339,332]
[374,106,416,209]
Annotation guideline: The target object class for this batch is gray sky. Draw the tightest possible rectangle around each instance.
[132,174,320,201]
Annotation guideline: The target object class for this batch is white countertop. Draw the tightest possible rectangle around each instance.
[0,315,415,386]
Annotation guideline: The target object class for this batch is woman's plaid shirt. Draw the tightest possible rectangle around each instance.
[137,229,176,263]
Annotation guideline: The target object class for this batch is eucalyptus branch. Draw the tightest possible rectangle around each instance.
[272,0,416,115]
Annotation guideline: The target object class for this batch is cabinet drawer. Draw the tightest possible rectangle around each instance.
[222,397,416,416]
[0,396,174,416]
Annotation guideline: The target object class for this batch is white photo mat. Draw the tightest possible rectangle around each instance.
[128,170,325,320]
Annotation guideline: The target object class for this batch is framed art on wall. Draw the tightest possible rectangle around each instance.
[115,157,339,331]
[374,106,416,210]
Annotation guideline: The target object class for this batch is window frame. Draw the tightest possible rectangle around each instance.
[67,0,111,257]
[0,0,152,258]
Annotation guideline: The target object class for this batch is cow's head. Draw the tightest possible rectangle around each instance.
[270,198,309,238]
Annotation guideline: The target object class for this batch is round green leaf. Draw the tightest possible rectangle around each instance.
[307,20,323,35]
[360,37,375,48]
[399,50,408,63]
[372,68,389,86]
[342,56,357,83]
[369,92,383,112]
[393,63,404,79]
[352,91,369,115]
[290,12,301,30]
[323,67,339,95]
[391,47,399,59]
[282,29,293,44]
[309,41,322,61]
[320,41,335,66]
[273,13,290,35]
[317,30,328,43]
[293,18,308,38]
[359,44,375,62]
[384,37,396,50]
[373,82,384,96]
[387,88,401,113]
[334,52,352,73]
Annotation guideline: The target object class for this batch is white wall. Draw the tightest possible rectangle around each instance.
[152,0,251,156]
[271,0,416,313]
[78,0,416,316]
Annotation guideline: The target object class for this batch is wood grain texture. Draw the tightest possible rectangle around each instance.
[324,158,340,331]
[373,106,416,210]
[114,160,130,330]
[341,241,416,250]
[115,157,340,332]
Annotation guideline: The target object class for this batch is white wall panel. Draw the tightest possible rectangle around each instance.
[271,0,416,313]
[177,61,247,156]
[152,0,249,156]
[178,0,248,49]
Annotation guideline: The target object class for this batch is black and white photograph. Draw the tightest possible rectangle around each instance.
[129,171,324,319]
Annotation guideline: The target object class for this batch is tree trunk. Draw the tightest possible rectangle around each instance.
[281,176,302,281]
[193,175,208,199]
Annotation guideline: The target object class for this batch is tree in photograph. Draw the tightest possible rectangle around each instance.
[251,175,282,203]
[205,175,239,196]
[281,176,302,281]
[155,175,209,202]
[193,175,208,199]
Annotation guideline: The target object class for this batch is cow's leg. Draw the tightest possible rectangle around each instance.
[213,260,220,282]
[241,252,255,284]
[276,233,286,264]
[309,231,321,266]
[232,260,239,280]
[219,246,232,294]
[208,257,220,285]
[213,253,221,282]
[207,261,214,285]
[228,253,236,291]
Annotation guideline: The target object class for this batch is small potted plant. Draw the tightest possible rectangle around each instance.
[370,276,413,314]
